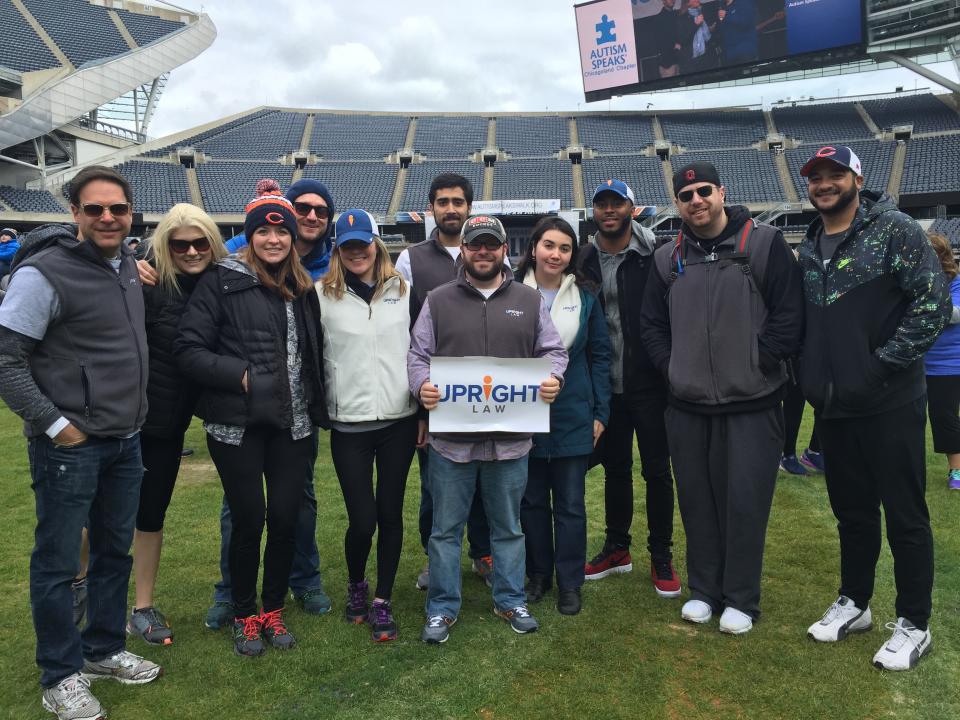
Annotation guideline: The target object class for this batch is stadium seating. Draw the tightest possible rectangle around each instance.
[660,110,766,149]
[144,110,276,158]
[413,116,488,159]
[401,161,484,211]
[198,112,306,161]
[671,150,786,203]
[901,135,960,194]
[577,116,656,153]
[861,95,960,134]
[0,2,59,72]
[771,102,872,144]
[930,218,960,247]
[492,159,574,207]
[301,162,397,215]
[495,116,569,157]
[114,10,185,48]
[581,155,671,205]
[196,162,295,213]
[0,186,67,213]
[22,0,129,67]
[784,141,895,197]
[310,114,409,160]
[113,161,191,214]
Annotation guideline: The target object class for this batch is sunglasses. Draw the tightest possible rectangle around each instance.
[464,237,504,252]
[79,202,131,218]
[293,202,330,219]
[677,186,715,203]
[169,237,211,254]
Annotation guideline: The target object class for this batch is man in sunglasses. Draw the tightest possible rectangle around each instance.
[408,214,567,643]
[0,165,161,720]
[577,179,680,600]
[797,146,949,671]
[641,161,802,635]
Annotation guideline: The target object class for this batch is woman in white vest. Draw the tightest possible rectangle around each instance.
[317,209,419,643]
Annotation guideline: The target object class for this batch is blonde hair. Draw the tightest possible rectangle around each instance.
[147,203,227,293]
[928,232,958,281]
[321,237,407,300]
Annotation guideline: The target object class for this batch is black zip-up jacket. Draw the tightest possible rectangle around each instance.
[174,258,329,430]
[798,191,950,419]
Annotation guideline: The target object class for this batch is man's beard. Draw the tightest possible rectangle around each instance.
[810,184,859,216]
[464,255,503,282]
[596,216,630,241]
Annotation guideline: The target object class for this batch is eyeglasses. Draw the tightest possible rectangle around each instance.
[677,186,715,203]
[79,202,131,218]
[293,202,329,219]
[464,237,504,251]
[169,237,211,254]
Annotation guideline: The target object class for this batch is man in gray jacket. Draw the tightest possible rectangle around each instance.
[0,166,160,720]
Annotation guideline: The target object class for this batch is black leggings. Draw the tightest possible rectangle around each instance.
[782,381,820,456]
[926,374,960,454]
[330,416,417,599]
[207,427,316,617]
[136,432,186,532]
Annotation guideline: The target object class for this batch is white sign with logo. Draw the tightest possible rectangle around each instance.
[575,0,640,93]
[429,356,552,433]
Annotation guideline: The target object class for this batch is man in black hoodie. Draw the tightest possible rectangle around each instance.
[798,146,949,671]
[641,161,803,635]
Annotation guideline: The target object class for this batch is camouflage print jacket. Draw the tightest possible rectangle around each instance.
[798,191,950,419]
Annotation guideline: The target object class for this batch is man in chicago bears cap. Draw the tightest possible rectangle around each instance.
[798,144,950,671]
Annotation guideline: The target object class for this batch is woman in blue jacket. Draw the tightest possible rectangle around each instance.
[0,228,21,278]
[516,217,611,615]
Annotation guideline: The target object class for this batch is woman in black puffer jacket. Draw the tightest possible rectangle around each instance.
[130,204,228,647]
[174,191,328,658]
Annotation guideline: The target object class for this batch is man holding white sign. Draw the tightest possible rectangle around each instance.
[407,215,567,644]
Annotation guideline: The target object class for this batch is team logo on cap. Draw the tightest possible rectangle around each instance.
[265,211,284,225]
[606,179,614,186]
[685,169,695,181]
[348,213,355,226]
[816,146,837,158]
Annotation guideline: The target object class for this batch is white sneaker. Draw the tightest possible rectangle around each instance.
[872,618,932,671]
[807,596,872,642]
[41,673,103,720]
[719,607,753,635]
[81,649,161,685]
[681,599,712,624]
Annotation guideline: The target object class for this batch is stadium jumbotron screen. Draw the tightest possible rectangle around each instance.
[575,0,866,100]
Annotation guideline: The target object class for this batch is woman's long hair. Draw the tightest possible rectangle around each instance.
[321,237,407,300]
[147,203,227,293]
[515,216,593,290]
[928,232,958,281]
[240,229,313,300]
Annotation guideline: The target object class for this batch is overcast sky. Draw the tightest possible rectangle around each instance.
[148,0,959,139]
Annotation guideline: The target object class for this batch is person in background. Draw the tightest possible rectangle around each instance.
[175,190,329,657]
[780,376,822,475]
[128,204,228,646]
[924,232,960,491]
[516,217,611,616]
[0,227,20,277]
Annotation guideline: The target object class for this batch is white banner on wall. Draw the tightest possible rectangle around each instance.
[428,356,552,433]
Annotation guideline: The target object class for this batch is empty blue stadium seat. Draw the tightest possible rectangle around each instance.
[492,160,574,207]
[115,10,185,47]
[496,116,568,157]
[196,162,295,213]
[414,116,488,159]
[582,155,671,206]
[771,102,871,144]
[0,186,66,213]
[671,150,786,203]
[22,0,129,66]
[113,161,191,214]
[930,218,960,248]
[577,116,656,153]
[310,115,408,160]
[401,161,484,211]
[861,95,960,134]
[0,3,59,72]
[901,135,960,194]
[301,162,397,215]
[660,110,766,150]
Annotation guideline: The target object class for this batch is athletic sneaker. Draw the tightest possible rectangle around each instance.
[204,601,233,630]
[260,608,296,650]
[872,618,932,671]
[421,614,456,644]
[719,607,753,635]
[81,650,162,685]
[650,558,682,598]
[368,599,398,642]
[494,604,539,634]
[415,564,430,591]
[807,596,872,642]
[295,587,332,615]
[779,454,809,475]
[681,599,713,624]
[127,607,173,646]
[471,555,494,588]
[232,614,265,657]
[41,672,102,720]
[345,580,369,624]
[71,578,87,629]
[584,544,632,580]
[948,469,960,490]
[799,449,825,473]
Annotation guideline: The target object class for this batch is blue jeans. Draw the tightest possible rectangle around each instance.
[28,434,143,688]
[521,455,589,590]
[213,430,322,603]
[425,447,528,620]
[417,447,491,558]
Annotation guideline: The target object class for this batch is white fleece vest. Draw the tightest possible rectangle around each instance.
[522,269,582,350]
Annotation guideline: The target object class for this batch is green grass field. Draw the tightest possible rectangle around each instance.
[0,404,957,720]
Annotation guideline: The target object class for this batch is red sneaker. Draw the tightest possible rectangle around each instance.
[650,558,682,598]
[584,545,633,580]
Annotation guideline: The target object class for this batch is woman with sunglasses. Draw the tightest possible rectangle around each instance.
[318,209,419,642]
[175,191,328,657]
[128,204,227,646]
[515,216,611,615]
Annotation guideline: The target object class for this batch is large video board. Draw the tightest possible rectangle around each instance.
[575,0,866,100]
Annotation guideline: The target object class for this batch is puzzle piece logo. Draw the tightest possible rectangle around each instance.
[595,14,616,45]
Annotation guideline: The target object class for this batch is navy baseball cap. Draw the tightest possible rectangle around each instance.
[592,179,636,204]
[335,209,379,246]
[800,145,863,178]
